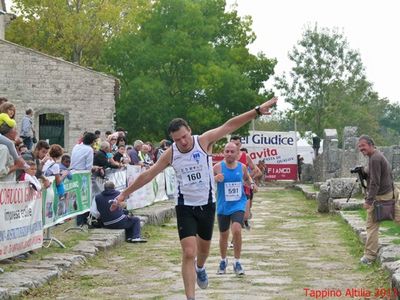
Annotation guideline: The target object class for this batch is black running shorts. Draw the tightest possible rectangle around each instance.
[217,211,245,232]
[175,202,216,240]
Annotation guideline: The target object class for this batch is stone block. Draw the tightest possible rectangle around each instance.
[329,178,360,199]
[332,198,363,210]
[317,184,330,213]
[378,245,400,263]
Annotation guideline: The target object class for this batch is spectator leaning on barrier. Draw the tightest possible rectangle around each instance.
[90,181,147,243]
[58,154,73,180]
[43,144,69,195]
[0,125,20,181]
[113,144,131,166]
[20,108,35,150]
[128,140,143,166]
[94,141,121,171]
[22,140,51,188]
[0,103,27,170]
[19,160,41,191]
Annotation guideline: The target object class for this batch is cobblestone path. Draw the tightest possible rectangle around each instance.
[24,188,388,300]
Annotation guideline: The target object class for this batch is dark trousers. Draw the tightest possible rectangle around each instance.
[21,136,33,150]
[76,212,90,226]
[105,216,141,240]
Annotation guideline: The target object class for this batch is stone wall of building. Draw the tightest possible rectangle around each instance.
[0,39,118,152]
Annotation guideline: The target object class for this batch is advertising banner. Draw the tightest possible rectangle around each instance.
[126,165,156,209]
[42,171,92,228]
[240,131,297,180]
[0,181,43,260]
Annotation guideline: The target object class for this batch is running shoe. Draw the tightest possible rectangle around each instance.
[217,259,227,275]
[196,266,209,289]
[360,256,374,265]
[233,261,245,275]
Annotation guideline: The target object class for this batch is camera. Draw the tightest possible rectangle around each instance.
[350,166,363,174]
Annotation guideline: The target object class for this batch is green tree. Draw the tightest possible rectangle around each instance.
[100,0,276,142]
[275,25,385,140]
[6,0,151,66]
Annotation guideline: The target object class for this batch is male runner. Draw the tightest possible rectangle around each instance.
[112,97,277,300]
[214,142,252,275]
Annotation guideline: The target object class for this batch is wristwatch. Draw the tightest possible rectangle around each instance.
[254,106,262,116]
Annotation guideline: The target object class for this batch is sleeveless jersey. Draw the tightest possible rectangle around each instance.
[171,135,215,206]
[238,151,251,196]
[217,161,247,215]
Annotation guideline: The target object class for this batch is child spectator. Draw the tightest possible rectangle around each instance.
[113,145,131,165]
[43,144,69,197]
[58,154,73,180]
[19,160,41,191]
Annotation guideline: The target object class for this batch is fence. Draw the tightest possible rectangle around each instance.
[0,165,176,260]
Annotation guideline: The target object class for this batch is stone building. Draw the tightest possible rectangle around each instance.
[0,3,118,151]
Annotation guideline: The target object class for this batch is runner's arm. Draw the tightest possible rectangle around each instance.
[198,97,278,151]
[116,148,172,203]
[213,163,224,182]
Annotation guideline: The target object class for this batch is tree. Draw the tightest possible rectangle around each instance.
[6,0,151,66]
[275,25,385,140]
[100,0,276,142]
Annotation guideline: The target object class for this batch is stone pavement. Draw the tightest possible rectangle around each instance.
[0,201,175,300]
[13,187,388,300]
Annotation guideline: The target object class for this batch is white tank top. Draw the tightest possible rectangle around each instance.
[171,135,215,206]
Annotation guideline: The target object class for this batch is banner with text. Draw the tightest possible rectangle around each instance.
[240,131,297,180]
[0,181,43,260]
[42,171,92,228]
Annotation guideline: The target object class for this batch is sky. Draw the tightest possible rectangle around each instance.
[225,0,400,107]
[4,0,400,107]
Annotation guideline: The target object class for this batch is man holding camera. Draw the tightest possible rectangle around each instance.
[357,135,399,265]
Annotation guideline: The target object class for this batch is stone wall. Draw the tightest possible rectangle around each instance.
[0,39,118,152]
[312,126,400,182]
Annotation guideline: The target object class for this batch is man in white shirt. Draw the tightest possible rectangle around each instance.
[70,132,97,171]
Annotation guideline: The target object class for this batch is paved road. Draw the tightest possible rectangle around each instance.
[24,187,386,300]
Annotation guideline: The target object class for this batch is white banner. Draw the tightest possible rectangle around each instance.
[240,131,297,180]
[0,181,43,260]
[126,165,156,209]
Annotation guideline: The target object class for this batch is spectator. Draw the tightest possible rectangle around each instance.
[297,154,304,181]
[114,145,131,165]
[127,140,143,166]
[93,130,101,151]
[18,144,28,155]
[70,132,96,171]
[0,102,16,128]
[58,154,72,180]
[108,135,118,154]
[116,136,127,147]
[43,144,69,192]
[139,144,154,167]
[90,181,146,243]
[0,125,20,181]
[94,141,120,171]
[22,140,51,186]
[70,132,98,226]
[20,108,35,150]
[18,160,41,191]
[105,130,112,140]
[155,139,171,162]
[312,134,321,158]
[0,103,26,170]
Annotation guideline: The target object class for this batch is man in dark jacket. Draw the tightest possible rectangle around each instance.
[91,181,146,243]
